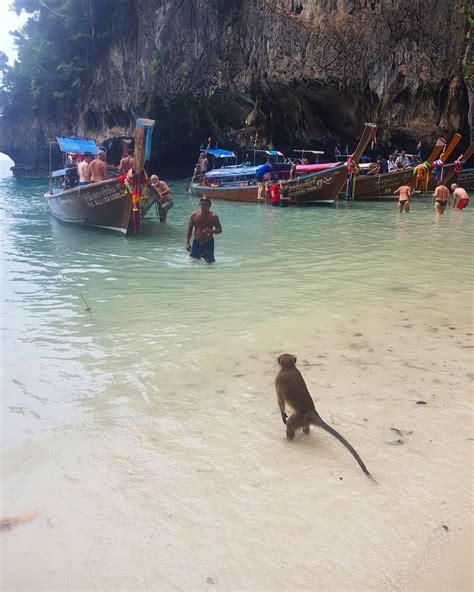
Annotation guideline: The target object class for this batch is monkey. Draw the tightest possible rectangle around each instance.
[275,353,375,480]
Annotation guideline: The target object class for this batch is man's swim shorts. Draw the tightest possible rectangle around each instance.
[190,238,215,263]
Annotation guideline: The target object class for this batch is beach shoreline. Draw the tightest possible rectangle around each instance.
[414,529,473,592]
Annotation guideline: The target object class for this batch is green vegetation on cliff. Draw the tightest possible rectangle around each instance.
[1,0,135,117]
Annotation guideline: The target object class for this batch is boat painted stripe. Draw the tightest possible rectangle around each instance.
[92,225,128,234]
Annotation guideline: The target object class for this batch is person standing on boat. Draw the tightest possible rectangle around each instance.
[119,149,134,175]
[451,184,469,210]
[199,154,209,182]
[433,182,450,215]
[387,154,397,172]
[370,155,388,175]
[77,152,92,185]
[395,150,409,169]
[89,151,109,182]
[150,174,174,223]
[394,184,412,213]
[185,197,222,264]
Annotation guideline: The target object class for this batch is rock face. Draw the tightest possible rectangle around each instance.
[1,0,471,175]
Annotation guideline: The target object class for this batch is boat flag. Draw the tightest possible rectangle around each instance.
[369,127,377,149]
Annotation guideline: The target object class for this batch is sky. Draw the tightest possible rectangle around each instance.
[0,2,28,64]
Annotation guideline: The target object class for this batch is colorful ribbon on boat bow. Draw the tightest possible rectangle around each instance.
[346,155,359,199]
[413,161,430,191]
[118,170,149,233]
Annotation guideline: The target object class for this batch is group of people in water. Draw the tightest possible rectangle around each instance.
[394,182,469,214]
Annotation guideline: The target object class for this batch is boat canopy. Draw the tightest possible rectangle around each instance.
[293,149,324,155]
[202,148,236,159]
[266,150,284,157]
[256,163,271,180]
[56,137,99,155]
[296,162,341,173]
[254,162,291,180]
[205,165,259,179]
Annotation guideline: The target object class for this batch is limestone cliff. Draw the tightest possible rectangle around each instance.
[1,0,471,175]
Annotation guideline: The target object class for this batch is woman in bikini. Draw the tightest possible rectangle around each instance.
[433,182,450,215]
[394,184,412,213]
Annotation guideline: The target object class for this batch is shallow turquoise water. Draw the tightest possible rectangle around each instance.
[2,164,473,591]
[1,170,473,448]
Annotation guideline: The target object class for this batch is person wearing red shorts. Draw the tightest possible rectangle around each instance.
[451,184,470,210]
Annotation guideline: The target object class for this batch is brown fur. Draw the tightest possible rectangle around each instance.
[275,354,374,480]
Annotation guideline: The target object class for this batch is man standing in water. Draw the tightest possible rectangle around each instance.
[451,184,470,210]
[185,197,222,263]
[433,181,450,215]
[394,184,412,213]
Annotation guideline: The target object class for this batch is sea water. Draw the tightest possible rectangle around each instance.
[1,164,473,591]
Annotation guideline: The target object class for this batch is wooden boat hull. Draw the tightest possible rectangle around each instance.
[44,179,157,234]
[457,167,474,190]
[189,183,259,202]
[285,165,348,204]
[190,165,347,205]
[427,165,474,191]
[352,168,414,200]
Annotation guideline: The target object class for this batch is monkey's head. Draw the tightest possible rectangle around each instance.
[277,353,297,368]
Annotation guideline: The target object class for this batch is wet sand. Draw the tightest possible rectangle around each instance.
[2,299,473,591]
[415,530,473,592]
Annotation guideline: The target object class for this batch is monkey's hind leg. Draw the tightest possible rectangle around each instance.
[286,413,307,440]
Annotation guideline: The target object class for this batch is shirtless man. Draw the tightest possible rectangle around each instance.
[89,151,109,182]
[150,174,173,223]
[119,149,134,175]
[185,197,222,263]
[433,182,450,215]
[451,184,469,210]
[77,152,92,185]
[394,184,412,213]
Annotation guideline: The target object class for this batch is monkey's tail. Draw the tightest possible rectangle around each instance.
[306,412,376,481]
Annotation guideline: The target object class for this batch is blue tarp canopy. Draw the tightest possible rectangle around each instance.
[205,165,259,179]
[255,163,271,180]
[201,148,236,159]
[56,137,99,155]
[266,150,284,157]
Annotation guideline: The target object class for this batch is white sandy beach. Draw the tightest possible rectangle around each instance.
[2,296,473,591]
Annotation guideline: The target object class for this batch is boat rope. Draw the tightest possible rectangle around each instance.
[166,176,193,186]
[45,261,92,316]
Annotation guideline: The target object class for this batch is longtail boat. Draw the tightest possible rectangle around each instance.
[189,130,370,205]
[44,117,157,234]
[188,161,342,203]
[350,137,446,200]
[423,133,461,192]
[283,122,377,205]
[429,142,474,190]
